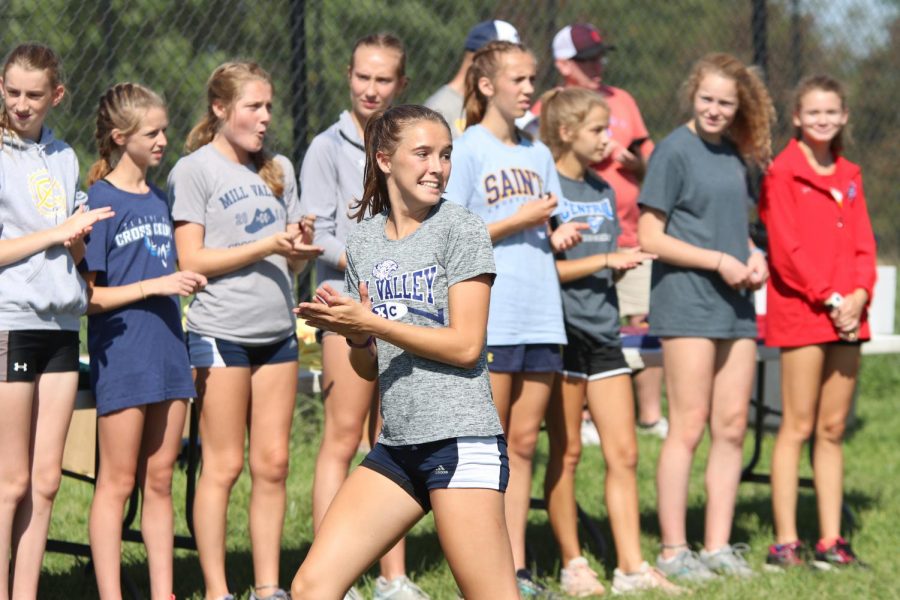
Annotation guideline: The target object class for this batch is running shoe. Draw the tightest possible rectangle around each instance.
[637,417,669,439]
[813,537,869,570]
[374,575,430,600]
[249,588,289,600]
[517,569,562,599]
[764,540,807,571]
[699,543,754,578]
[656,549,717,583]
[559,556,605,597]
[581,419,601,446]
[611,562,684,595]
[344,588,364,600]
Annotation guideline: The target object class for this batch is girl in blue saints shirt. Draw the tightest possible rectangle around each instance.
[442,40,586,596]
[81,83,206,600]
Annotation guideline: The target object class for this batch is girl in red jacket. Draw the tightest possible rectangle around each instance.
[760,75,876,570]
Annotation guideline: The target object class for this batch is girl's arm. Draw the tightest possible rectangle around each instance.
[83,270,207,315]
[486,194,557,243]
[832,173,878,334]
[298,275,493,370]
[638,207,750,288]
[299,136,347,271]
[285,215,324,273]
[0,206,114,267]
[174,221,303,278]
[556,250,655,284]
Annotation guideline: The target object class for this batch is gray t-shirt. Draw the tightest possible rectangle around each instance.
[345,200,501,446]
[169,144,303,344]
[555,172,621,346]
[423,84,465,139]
[638,125,756,338]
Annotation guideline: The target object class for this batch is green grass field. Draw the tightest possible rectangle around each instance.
[38,350,900,599]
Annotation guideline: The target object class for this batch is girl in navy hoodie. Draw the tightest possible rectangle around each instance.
[0,43,112,599]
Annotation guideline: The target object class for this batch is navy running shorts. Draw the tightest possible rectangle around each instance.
[187,332,298,368]
[485,343,562,373]
[361,434,509,512]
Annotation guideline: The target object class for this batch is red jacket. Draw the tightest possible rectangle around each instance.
[759,139,877,347]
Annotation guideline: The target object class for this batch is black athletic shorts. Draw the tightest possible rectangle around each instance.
[0,330,80,382]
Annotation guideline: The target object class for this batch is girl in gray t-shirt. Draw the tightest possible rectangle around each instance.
[169,61,321,600]
[637,53,774,581]
[292,105,519,599]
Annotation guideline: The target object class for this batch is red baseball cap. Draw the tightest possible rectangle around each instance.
[552,23,615,61]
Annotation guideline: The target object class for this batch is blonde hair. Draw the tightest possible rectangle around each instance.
[680,52,775,167]
[539,87,609,160]
[464,40,531,128]
[792,74,849,155]
[352,105,450,222]
[0,43,64,137]
[186,61,284,198]
[86,83,165,186]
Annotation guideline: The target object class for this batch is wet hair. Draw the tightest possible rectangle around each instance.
[86,83,166,186]
[792,74,849,155]
[464,40,532,128]
[539,87,609,160]
[351,104,451,222]
[186,61,284,198]
[0,43,65,136]
[679,52,775,167]
[349,33,407,80]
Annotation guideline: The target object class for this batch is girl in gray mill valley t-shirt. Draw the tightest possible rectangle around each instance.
[345,199,502,446]
[638,125,756,339]
[168,143,303,344]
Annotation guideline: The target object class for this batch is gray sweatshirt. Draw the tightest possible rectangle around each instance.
[0,127,86,330]
[298,110,365,292]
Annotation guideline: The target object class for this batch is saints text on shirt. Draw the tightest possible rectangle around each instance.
[483,168,544,204]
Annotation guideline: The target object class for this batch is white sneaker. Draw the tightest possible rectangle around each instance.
[700,543,755,578]
[374,575,430,600]
[611,562,684,595]
[560,556,605,597]
[580,419,601,446]
[344,588,364,600]
[637,417,668,439]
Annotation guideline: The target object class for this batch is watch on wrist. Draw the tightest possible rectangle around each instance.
[824,292,844,310]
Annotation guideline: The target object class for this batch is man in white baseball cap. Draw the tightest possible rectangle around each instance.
[424,19,520,137]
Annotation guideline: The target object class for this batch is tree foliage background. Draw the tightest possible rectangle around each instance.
[2,0,897,256]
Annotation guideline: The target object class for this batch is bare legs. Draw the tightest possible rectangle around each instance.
[90,400,187,600]
[771,344,859,544]
[291,467,518,600]
[311,336,407,581]
[657,337,754,556]
[545,374,643,572]
[490,371,554,571]
[193,360,297,599]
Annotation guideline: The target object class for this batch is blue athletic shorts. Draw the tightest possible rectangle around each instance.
[187,332,298,368]
[361,435,509,512]
[485,343,562,373]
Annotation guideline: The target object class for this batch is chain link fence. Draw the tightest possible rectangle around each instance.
[3,0,897,255]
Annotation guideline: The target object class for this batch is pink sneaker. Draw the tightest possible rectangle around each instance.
[560,557,606,597]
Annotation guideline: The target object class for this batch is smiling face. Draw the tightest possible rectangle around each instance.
[565,104,610,165]
[214,78,272,162]
[116,105,168,170]
[378,119,452,214]
[793,88,847,148]
[348,45,405,127]
[691,71,739,143]
[1,64,65,140]
[481,50,536,120]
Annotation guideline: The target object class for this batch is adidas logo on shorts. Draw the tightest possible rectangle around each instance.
[433,464,449,476]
